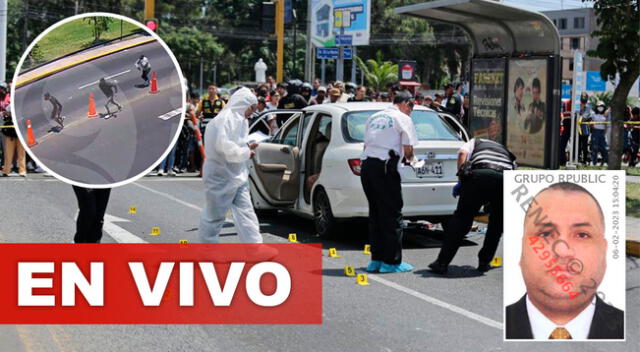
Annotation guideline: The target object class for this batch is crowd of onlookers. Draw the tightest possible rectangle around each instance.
[560,92,640,167]
[152,77,470,176]
[0,81,44,177]
[3,76,636,178]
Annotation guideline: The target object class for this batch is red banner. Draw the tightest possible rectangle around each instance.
[0,243,322,324]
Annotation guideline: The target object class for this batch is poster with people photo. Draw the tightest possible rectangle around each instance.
[506,59,548,167]
[503,171,626,341]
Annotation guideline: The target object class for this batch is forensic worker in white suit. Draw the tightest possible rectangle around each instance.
[199,87,262,243]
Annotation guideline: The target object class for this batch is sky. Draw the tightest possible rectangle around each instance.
[500,0,592,12]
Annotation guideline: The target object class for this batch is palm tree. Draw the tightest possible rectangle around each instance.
[355,52,398,92]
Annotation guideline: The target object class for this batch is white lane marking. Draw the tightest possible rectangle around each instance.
[103,214,147,243]
[140,178,202,181]
[131,181,235,225]
[365,273,503,330]
[132,180,502,330]
[78,69,131,89]
[132,182,202,211]
[157,108,183,121]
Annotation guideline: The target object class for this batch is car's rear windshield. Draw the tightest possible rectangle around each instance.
[343,110,463,142]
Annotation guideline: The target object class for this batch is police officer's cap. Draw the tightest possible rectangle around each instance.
[393,91,412,105]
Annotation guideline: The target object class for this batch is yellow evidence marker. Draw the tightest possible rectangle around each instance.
[328,248,341,258]
[344,265,355,277]
[356,273,370,286]
[179,239,188,244]
[363,244,371,254]
[288,233,298,243]
[128,206,137,214]
[491,256,502,267]
[150,227,161,236]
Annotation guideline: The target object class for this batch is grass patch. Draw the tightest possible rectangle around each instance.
[628,182,640,218]
[23,17,140,70]
[570,164,640,176]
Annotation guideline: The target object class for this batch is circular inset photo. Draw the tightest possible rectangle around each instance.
[11,13,185,188]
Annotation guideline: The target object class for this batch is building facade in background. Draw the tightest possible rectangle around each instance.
[542,8,602,84]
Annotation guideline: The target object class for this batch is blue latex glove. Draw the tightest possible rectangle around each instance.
[452,181,462,198]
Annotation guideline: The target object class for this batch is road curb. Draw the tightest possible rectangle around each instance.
[475,214,640,257]
[16,38,156,88]
[627,239,640,257]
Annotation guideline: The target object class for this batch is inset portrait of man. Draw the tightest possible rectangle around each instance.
[505,182,624,340]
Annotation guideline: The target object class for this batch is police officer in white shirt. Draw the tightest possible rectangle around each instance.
[361,92,418,273]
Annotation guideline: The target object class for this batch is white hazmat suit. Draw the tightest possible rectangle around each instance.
[199,87,262,243]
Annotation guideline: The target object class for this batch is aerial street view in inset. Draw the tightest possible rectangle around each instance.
[12,13,184,187]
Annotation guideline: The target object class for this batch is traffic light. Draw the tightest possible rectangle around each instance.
[145,18,158,32]
[261,2,275,33]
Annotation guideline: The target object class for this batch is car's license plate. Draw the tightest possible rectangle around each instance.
[414,162,443,178]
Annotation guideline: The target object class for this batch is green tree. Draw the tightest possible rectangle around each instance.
[583,0,640,170]
[355,52,398,92]
[159,24,225,88]
[83,16,113,43]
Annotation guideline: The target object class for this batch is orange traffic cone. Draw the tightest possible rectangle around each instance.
[149,71,158,94]
[26,120,37,147]
[88,92,98,118]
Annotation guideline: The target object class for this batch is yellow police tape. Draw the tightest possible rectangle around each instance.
[579,121,640,125]
[0,125,15,128]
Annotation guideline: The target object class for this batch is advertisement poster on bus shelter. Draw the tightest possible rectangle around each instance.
[470,58,506,144]
[506,58,548,167]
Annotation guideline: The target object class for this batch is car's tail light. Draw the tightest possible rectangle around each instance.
[348,158,362,176]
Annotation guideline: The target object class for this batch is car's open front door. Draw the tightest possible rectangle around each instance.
[250,112,303,206]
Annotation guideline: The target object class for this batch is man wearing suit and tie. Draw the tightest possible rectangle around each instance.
[506,182,624,340]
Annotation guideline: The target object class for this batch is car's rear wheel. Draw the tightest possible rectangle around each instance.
[313,188,337,239]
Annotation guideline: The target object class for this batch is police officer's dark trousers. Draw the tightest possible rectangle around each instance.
[360,157,403,265]
[72,186,111,243]
[436,169,503,266]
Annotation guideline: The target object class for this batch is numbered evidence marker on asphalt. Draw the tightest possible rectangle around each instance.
[363,244,371,254]
[356,273,370,286]
[128,206,137,214]
[150,227,161,236]
[491,256,502,267]
[288,233,298,243]
[344,265,355,277]
[328,248,341,258]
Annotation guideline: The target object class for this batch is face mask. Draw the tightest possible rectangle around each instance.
[580,98,588,104]
[597,107,605,113]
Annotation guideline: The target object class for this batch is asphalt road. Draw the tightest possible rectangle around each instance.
[13,40,183,185]
[0,175,637,352]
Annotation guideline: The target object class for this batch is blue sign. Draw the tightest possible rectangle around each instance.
[586,71,606,92]
[335,34,353,46]
[562,85,572,100]
[285,0,293,24]
[317,47,352,60]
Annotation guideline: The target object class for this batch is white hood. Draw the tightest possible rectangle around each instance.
[203,87,258,190]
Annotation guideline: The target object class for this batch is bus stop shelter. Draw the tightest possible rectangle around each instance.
[395,0,562,169]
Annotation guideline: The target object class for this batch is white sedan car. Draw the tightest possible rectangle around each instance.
[247,102,469,238]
